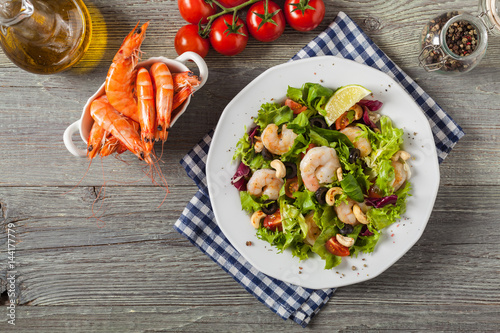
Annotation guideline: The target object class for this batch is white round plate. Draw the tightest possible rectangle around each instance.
[206,56,440,289]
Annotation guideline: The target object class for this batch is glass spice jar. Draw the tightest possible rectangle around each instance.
[419,0,500,74]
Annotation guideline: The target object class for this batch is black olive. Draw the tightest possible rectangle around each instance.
[284,162,297,179]
[339,224,354,235]
[314,187,329,204]
[261,200,278,215]
[309,117,328,129]
[261,146,273,160]
[348,148,361,163]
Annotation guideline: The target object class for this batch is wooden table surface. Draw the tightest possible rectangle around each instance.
[1,0,499,331]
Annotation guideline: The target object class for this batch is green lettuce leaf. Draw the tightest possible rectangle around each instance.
[362,116,404,195]
[367,182,411,230]
[239,191,269,214]
[311,226,342,269]
[254,103,293,129]
[352,224,381,256]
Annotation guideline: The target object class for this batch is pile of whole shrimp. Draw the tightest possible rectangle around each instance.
[87,22,201,163]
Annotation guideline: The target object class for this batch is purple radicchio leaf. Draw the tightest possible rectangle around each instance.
[231,162,251,191]
[358,99,383,111]
[362,107,378,129]
[360,226,374,236]
[248,126,260,145]
[365,195,398,208]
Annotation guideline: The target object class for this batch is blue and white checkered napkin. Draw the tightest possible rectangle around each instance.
[174,12,464,327]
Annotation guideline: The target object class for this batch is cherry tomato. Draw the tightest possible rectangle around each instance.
[209,14,248,56]
[263,210,283,232]
[246,0,286,42]
[178,0,217,24]
[368,183,384,199]
[284,0,325,32]
[217,0,247,8]
[175,24,210,58]
[335,111,350,130]
[285,98,307,114]
[285,177,299,199]
[325,237,350,256]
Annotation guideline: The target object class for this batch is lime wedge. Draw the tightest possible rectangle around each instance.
[324,84,371,126]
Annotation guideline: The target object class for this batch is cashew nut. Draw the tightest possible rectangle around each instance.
[336,167,343,181]
[336,233,355,247]
[250,210,266,229]
[391,150,411,162]
[254,140,264,153]
[325,187,343,206]
[270,159,286,178]
[350,104,364,120]
[353,204,369,224]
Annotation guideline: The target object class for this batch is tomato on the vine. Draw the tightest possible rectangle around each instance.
[284,0,325,32]
[217,0,247,8]
[246,0,286,42]
[175,24,210,58]
[209,14,248,56]
[177,0,217,24]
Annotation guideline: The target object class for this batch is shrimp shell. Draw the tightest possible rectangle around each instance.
[90,95,152,164]
[105,21,149,123]
[136,67,156,153]
[150,62,173,142]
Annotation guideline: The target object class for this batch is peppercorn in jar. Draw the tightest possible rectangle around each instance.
[419,0,500,74]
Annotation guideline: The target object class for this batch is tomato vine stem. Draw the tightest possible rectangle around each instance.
[200,0,263,37]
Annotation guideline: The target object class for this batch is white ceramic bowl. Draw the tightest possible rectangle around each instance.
[63,52,208,157]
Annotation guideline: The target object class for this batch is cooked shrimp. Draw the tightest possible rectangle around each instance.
[390,150,411,191]
[136,67,156,153]
[247,169,284,200]
[340,126,372,158]
[304,211,320,246]
[171,85,193,112]
[172,71,201,93]
[87,122,106,159]
[99,133,120,157]
[334,199,370,226]
[90,95,152,164]
[100,120,140,157]
[171,73,201,112]
[261,124,298,155]
[300,146,341,192]
[391,160,408,191]
[150,62,173,142]
[105,21,149,123]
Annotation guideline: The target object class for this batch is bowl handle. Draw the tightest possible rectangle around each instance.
[175,51,209,90]
[63,120,87,157]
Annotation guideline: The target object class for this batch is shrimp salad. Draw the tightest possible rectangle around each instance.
[231,82,412,269]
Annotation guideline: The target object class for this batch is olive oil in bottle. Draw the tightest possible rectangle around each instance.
[0,0,92,74]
